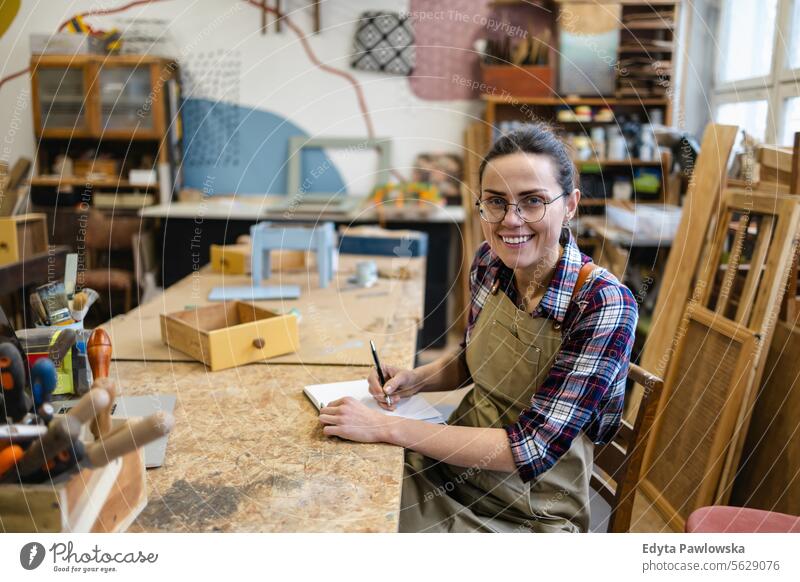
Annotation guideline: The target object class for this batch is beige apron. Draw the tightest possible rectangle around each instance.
[400,280,594,533]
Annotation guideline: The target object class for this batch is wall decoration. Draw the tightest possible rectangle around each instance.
[0,0,21,39]
[182,99,345,196]
[351,11,415,76]
[558,3,621,96]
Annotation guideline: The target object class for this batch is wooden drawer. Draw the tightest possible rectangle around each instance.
[160,301,299,371]
[0,213,49,265]
[209,244,307,275]
[210,243,249,274]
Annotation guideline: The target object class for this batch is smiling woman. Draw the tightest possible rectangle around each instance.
[318,124,639,533]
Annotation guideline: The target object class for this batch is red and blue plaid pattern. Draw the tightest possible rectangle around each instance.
[463,229,638,482]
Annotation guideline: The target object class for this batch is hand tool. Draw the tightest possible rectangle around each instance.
[0,342,32,423]
[30,293,49,325]
[0,415,82,483]
[0,444,24,477]
[31,358,58,408]
[67,388,110,425]
[87,328,112,380]
[87,329,114,439]
[31,411,174,482]
[88,378,116,441]
[70,289,98,321]
[0,423,47,446]
[49,329,76,365]
[35,282,73,325]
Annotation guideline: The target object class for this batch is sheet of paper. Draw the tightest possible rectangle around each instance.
[304,379,445,423]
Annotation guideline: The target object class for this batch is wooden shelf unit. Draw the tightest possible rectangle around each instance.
[29,54,182,209]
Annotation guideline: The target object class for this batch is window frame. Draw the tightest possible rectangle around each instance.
[713,0,800,144]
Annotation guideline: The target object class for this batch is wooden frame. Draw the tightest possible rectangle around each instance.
[640,306,758,531]
[286,136,393,196]
[591,363,664,532]
[632,124,738,418]
[640,190,800,530]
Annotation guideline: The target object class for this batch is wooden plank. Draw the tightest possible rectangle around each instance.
[735,216,774,325]
[631,124,738,421]
[730,320,800,514]
[791,132,800,195]
[714,213,748,316]
[716,196,800,502]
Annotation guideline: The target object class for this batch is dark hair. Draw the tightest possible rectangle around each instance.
[478,123,577,196]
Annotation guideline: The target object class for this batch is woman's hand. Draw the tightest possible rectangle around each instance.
[318,397,395,443]
[367,365,423,411]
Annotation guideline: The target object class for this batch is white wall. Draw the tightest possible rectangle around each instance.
[0,0,481,187]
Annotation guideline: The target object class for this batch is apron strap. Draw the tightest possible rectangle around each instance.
[571,261,597,302]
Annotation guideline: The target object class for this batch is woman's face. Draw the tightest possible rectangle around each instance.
[479,152,579,274]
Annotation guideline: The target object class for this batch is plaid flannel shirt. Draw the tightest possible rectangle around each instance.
[463,229,638,482]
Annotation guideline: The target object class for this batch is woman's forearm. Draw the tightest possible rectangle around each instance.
[385,418,516,473]
[414,348,472,393]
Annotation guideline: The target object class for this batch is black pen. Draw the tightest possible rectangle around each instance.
[369,340,392,407]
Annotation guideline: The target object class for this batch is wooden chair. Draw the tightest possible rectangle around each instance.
[81,209,139,315]
[590,363,664,532]
[686,506,800,533]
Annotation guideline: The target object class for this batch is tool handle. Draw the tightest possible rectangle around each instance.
[0,445,24,476]
[31,358,58,408]
[87,328,112,379]
[0,342,31,423]
[67,388,110,425]
[3,416,82,482]
[88,378,116,440]
[86,411,174,468]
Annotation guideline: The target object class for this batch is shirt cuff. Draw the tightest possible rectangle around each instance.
[504,421,544,483]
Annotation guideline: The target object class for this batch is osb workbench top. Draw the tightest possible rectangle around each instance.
[103,254,425,367]
[101,254,426,532]
[114,361,405,532]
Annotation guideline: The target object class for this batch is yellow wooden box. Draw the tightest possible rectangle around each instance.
[0,213,49,265]
[160,301,300,371]
[210,244,307,275]
[0,420,147,532]
[210,243,249,274]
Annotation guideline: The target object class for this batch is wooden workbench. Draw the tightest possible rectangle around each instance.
[103,254,425,367]
[116,361,404,532]
[101,254,426,532]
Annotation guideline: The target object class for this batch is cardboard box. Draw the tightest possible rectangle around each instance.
[160,301,299,371]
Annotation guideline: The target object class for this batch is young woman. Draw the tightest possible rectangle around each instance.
[318,124,638,532]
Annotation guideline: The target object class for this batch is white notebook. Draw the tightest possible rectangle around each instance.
[304,379,446,424]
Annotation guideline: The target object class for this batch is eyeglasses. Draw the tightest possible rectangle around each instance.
[475,192,568,224]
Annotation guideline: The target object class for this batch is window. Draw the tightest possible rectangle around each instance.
[713,0,800,144]
[782,97,800,145]
[790,0,800,69]
[717,100,769,142]
[718,0,778,84]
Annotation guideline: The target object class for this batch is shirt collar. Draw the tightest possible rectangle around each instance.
[536,228,586,323]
